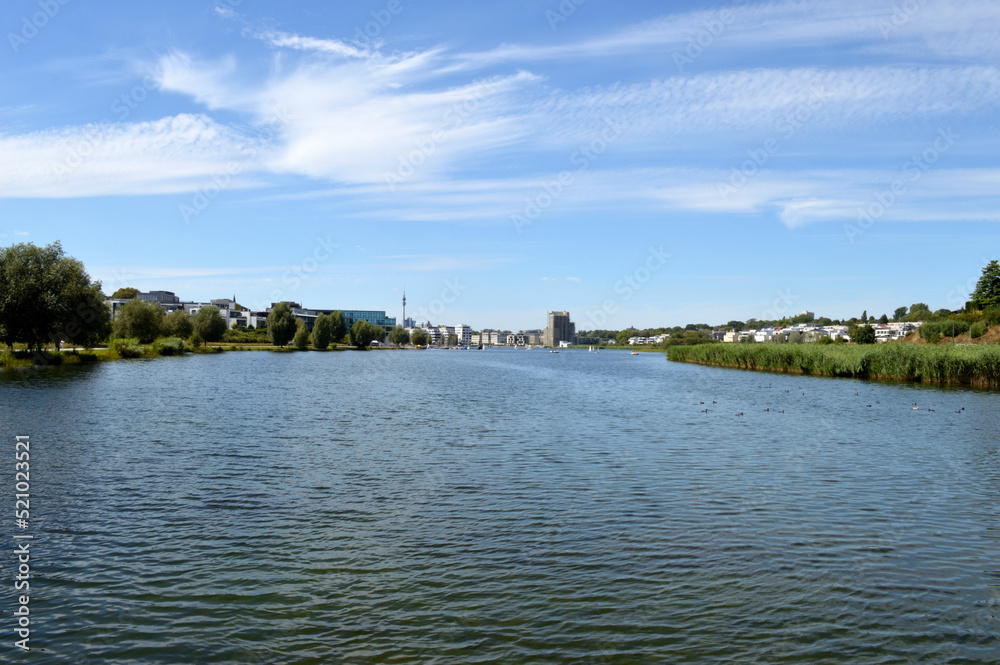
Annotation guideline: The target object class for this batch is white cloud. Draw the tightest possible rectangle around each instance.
[0,114,257,198]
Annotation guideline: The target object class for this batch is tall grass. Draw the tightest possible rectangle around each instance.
[667,343,1000,387]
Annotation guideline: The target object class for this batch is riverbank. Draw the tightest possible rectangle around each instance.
[667,342,1000,387]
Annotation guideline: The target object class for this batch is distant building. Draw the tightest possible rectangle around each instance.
[543,311,576,347]
[454,324,472,347]
[139,290,180,304]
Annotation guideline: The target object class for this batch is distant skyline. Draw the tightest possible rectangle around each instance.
[2,0,998,330]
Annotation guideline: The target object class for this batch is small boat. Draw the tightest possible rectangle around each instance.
[630,351,639,355]
[550,350,559,353]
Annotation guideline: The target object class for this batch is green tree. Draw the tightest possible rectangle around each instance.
[329,310,346,346]
[112,298,163,343]
[161,309,193,339]
[349,319,380,349]
[852,324,876,344]
[970,259,1000,311]
[446,333,459,347]
[311,313,332,350]
[893,306,908,321]
[725,320,745,331]
[192,305,227,342]
[388,324,408,346]
[111,287,140,299]
[0,241,110,351]
[616,329,636,346]
[293,319,310,350]
[878,313,889,324]
[910,303,930,315]
[410,328,428,346]
[268,302,296,347]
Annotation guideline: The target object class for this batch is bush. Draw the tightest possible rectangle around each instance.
[293,319,310,350]
[815,336,834,345]
[151,337,186,356]
[970,321,988,339]
[189,332,203,349]
[109,337,143,359]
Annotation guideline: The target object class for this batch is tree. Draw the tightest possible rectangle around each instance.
[878,313,889,325]
[268,302,296,347]
[388,324,408,346]
[161,309,193,339]
[349,319,381,349]
[311,313,332,350]
[893,306,908,321]
[446,333,459,347]
[910,303,930,315]
[970,259,1000,311]
[293,319,310,350]
[0,241,110,351]
[725,320,745,331]
[112,298,163,343]
[329,310,346,346]
[852,324,876,344]
[410,328,428,346]
[111,287,140,299]
[192,305,227,342]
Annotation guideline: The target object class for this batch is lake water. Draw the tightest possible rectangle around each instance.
[2,349,999,664]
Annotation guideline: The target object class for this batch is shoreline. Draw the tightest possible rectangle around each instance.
[667,342,1000,388]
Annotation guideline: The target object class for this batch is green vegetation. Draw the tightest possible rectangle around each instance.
[0,241,109,351]
[192,305,227,342]
[151,337,186,356]
[388,324,409,346]
[329,310,347,346]
[970,260,1000,311]
[668,343,1000,387]
[161,308,194,339]
[410,328,428,346]
[311,313,333,350]
[293,319,310,350]
[108,337,144,359]
[349,320,382,349]
[110,287,140,299]
[112,298,163,343]
[268,302,296,347]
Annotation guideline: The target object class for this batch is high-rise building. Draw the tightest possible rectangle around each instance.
[543,311,575,347]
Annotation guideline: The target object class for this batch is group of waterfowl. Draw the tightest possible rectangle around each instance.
[694,383,968,416]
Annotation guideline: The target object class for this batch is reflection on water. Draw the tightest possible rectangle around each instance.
[2,349,999,663]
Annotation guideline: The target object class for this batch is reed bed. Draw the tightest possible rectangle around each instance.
[667,343,1000,387]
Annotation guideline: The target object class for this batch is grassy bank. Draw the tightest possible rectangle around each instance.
[667,343,1000,387]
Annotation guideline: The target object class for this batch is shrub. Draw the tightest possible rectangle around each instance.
[189,332,203,349]
[970,321,987,339]
[151,337,186,356]
[293,319,310,350]
[109,337,143,359]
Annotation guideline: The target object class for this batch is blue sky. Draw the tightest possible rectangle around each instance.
[1,0,998,331]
